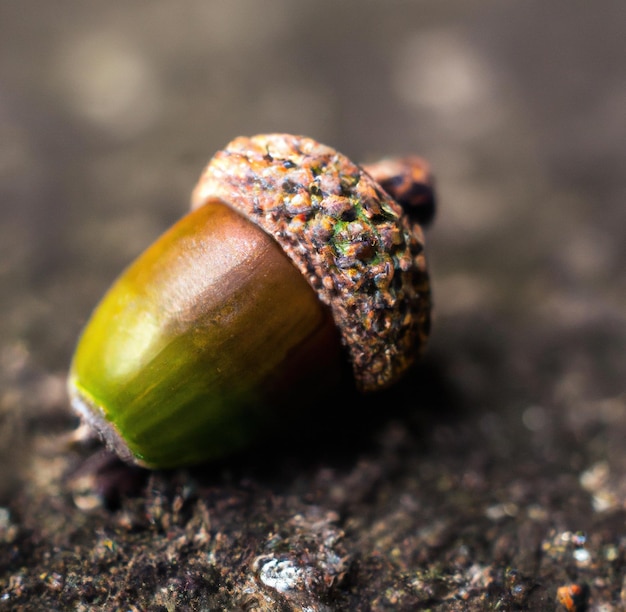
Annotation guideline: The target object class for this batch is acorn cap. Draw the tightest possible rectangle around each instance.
[192,134,431,392]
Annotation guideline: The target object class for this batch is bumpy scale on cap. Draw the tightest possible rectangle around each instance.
[192,134,431,391]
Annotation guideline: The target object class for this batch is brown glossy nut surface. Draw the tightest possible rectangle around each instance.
[192,134,431,391]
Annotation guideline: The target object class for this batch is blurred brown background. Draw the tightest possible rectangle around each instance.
[1,1,625,609]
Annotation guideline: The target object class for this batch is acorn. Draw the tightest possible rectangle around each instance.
[68,134,435,468]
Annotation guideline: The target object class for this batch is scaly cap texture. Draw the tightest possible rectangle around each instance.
[192,134,431,391]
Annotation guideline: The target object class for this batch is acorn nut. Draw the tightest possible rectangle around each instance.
[68,134,435,468]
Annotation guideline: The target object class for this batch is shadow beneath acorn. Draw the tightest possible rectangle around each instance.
[187,350,467,486]
[73,351,467,510]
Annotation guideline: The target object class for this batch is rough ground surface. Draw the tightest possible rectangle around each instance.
[1,2,625,610]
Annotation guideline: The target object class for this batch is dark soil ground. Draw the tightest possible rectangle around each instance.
[1,2,625,610]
